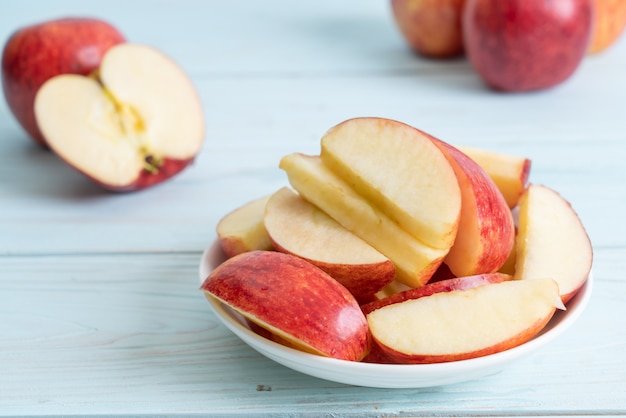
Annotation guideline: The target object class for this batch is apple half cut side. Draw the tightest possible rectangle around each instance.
[216,195,274,259]
[201,250,371,362]
[433,140,515,277]
[361,272,512,316]
[264,187,395,301]
[457,145,531,209]
[367,278,565,364]
[34,43,205,191]
[514,184,593,303]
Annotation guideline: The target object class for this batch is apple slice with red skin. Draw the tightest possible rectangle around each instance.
[361,272,511,316]
[1,17,126,147]
[201,250,371,361]
[217,195,274,258]
[457,145,531,209]
[319,117,462,252]
[367,278,565,364]
[264,187,395,301]
[514,184,593,303]
[432,140,515,277]
[280,153,448,288]
[34,43,205,191]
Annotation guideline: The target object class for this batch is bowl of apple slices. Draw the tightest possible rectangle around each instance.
[198,117,593,388]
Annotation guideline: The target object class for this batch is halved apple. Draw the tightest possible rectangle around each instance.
[264,187,395,301]
[361,272,512,315]
[515,184,593,303]
[201,250,371,361]
[34,43,205,191]
[279,153,448,288]
[216,195,273,258]
[433,140,515,277]
[367,278,564,363]
[320,117,461,251]
[457,145,531,208]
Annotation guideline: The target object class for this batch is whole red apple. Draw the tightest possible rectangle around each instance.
[463,0,593,92]
[1,17,126,146]
[391,0,467,58]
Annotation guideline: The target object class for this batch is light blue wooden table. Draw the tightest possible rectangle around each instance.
[1,1,625,416]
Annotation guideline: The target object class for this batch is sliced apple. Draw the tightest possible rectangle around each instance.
[34,43,205,191]
[433,140,515,277]
[367,278,564,364]
[216,195,273,258]
[320,117,461,251]
[201,250,371,361]
[457,145,531,208]
[515,184,593,303]
[264,187,395,300]
[361,272,512,315]
[279,153,447,288]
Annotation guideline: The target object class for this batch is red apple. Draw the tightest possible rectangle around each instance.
[463,0,594,92]
[33,43,205,191]
[1,17,126,146]
[201,251,371,361]
[361,272,511,315]
[391,0,467,58]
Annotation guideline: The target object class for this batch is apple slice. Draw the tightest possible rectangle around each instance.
[320,117,461,251]
[34,43,205,191]
[367,278,564,364]
[280,153,448,288]
[515,184,593,303]
[201,250,371,361]
[433,140,515,277]
[216,195,273,258]
[361,272,512,315]
[458,145,531,208]
[264,187,395,301]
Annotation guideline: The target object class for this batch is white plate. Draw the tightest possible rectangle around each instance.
[198,239,593,388]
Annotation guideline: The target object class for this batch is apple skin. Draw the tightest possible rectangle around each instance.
[588,0,626,53]
[96,157,194,192]
[361,272,511,316]
[201,250,371,361]
[1,17,126,146]
[391,0,467,58]
[432,140,515,277]
[463,0,594,92]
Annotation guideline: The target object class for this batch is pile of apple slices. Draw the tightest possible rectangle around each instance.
[201,117,592,364]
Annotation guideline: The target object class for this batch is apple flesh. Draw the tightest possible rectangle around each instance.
[463,0,594,92]
[216,195,274,258]
[320,117,461,251]
[588,0,626,53]
[367,278,564,363]
[457,145,531,208]
[391,0,466,58]
[280,153,448,288]
[264,187,395,301]
[514,184,593,303]
[362,272,511,315]
[34,43,205,191]
[201,250,371,361]
[1,17,126,146]
[433,140,515,277]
